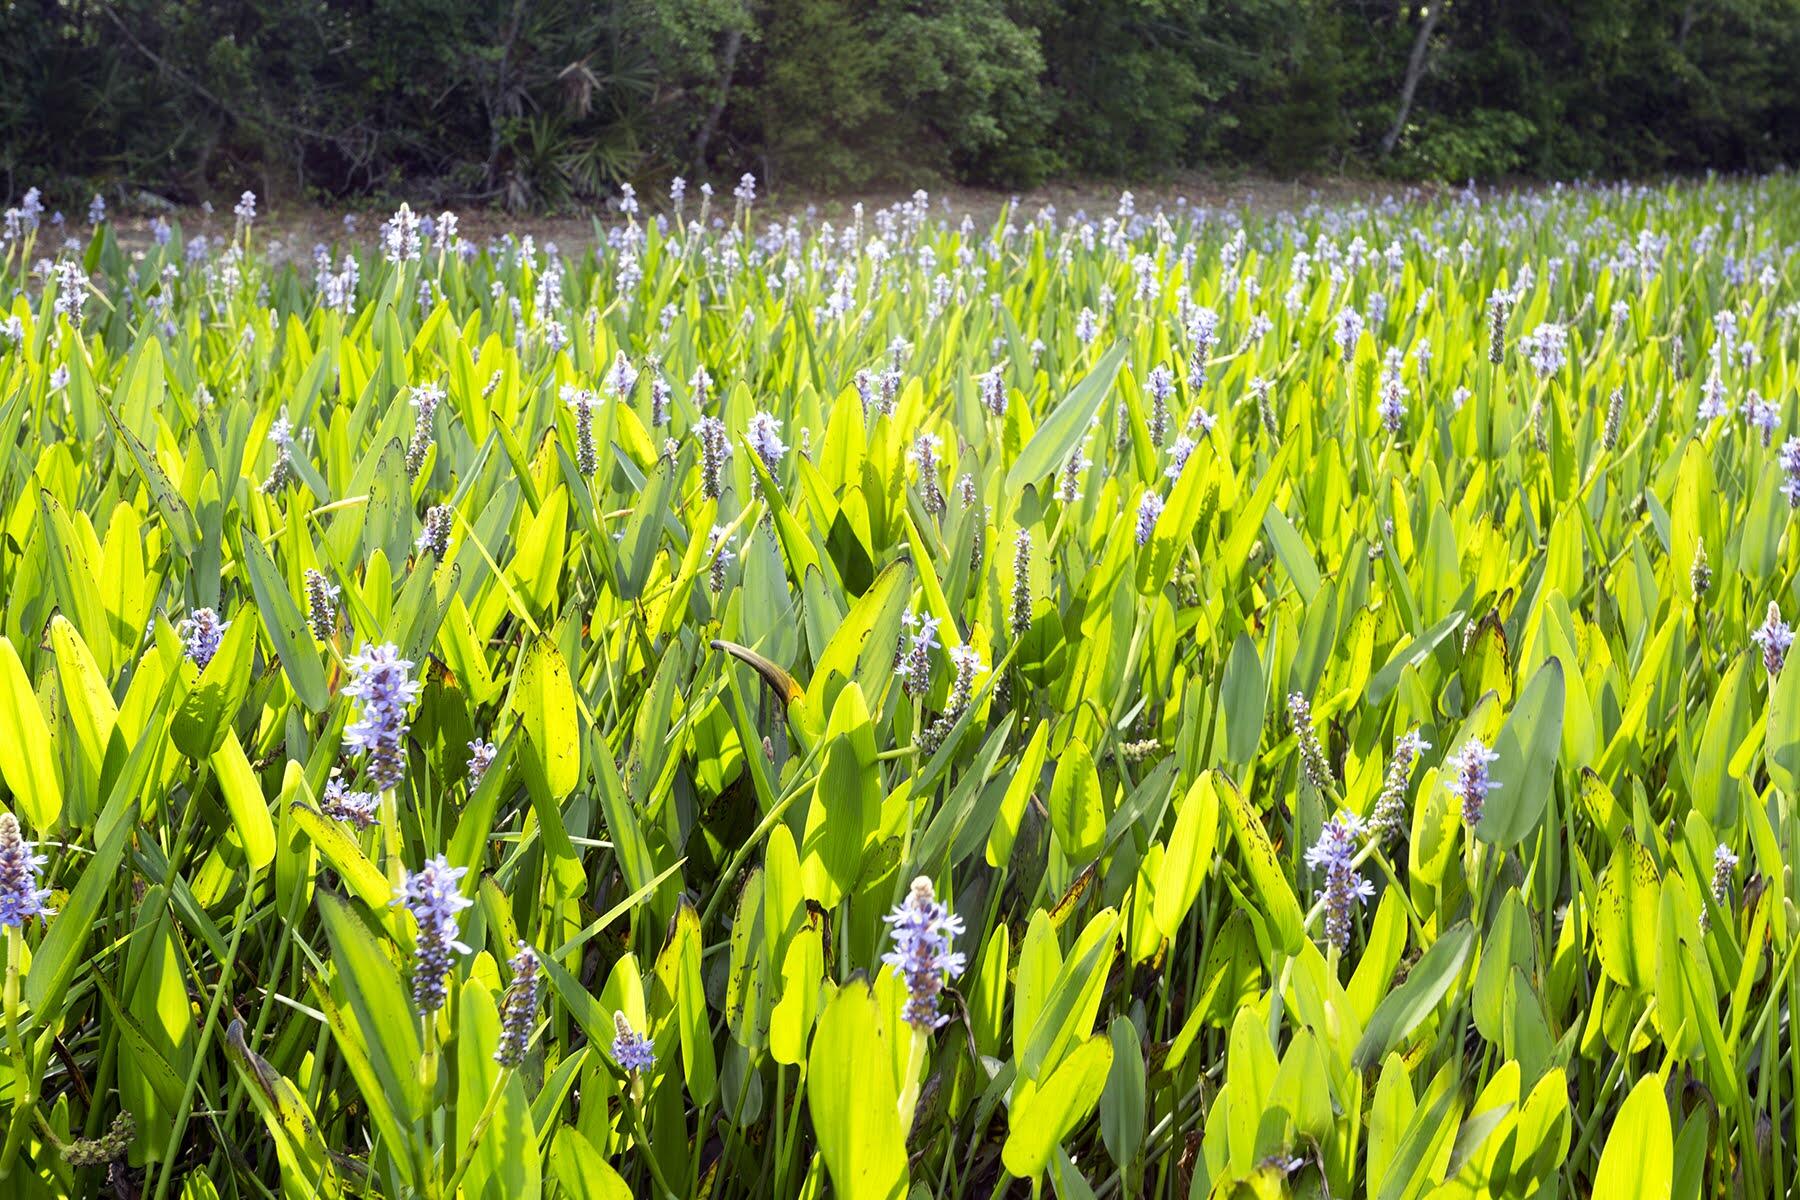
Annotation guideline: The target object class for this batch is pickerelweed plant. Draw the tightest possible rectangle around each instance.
[1,175,1800,1199]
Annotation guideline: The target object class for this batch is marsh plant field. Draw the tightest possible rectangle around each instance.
[2,175,1800,1200]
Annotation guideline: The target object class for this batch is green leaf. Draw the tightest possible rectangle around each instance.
[25,789,135,1015]
[1355,923,1474,1068]
[211,729,276,871]
[1593,1075,1673,1200]
[549,1128,633,1200]
[1046,738,1105,865]
[1366,610,1464,706]
[1219,634,1267,765]
[1006,342,1128,492]
[1153,772,1219,938]
[673,903,718,1106]
[455,979,541,1200]
[512,635,580,800]
[291,803,394,920]
[1478,657,1566,846]
[1262,505,1322,602]
[225,1020,341,1199]
[1002,1033,1114,1179]
[1098,1018,1146,1170]
[170,606,256,759]
[316,891,423,1127]
[1216,771,1305,954]
[807,981,908,1200]
[800,683,881,904]
[1366,1053,1416,1197]
[1769,650,1800,795]
[0,636,62,829]
[236,523,330,711]
[1595,836,1660,992]
[987,719,1048,868]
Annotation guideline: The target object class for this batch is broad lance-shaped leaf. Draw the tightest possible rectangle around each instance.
[1355,923,1474,1068]
[1137,432,1214,596]
[1366,609,1465,706]
[1478,656,1565,846]
[1769,650,1800,796]
[171,605,257,759]
[1593,1075,1673,1200]
[1153,771,1220,938]
[361,436,416,571]
[1216,770,1305,954]
[550,1128,634,1200]
[987,718,1049,868]
[807,981,907,1200]
[49,614,118,789]
[800,682,880,905]
[225,1020,342,1198]
[212,729,276,870]
[1046,737,1105,865]
[26,794,136,1015]
[673,903,718,1106]
[1366,1054,1417,1197]
[512,635,580,800]
[1218,634,1266,766]
[235,521,331,711]
[455,980,541,1200]
[1099,1017,1146,1169]
[1003,1033,1114,1179]
[0,636,62,829]
[1594,836,1659,992]
[1006,341,1128,492]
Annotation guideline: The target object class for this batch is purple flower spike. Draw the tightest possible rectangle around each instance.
[1752,603,1793,676]
[882,875,965,1031]
[611,1012,656,1073]
[343,643,422,792]
[495,942,541,1067]
[0,813,54,927]
[1305,813,1373,951]
[392,854,472,1013]
[1447,738,1501,828]
[180,608,229,668]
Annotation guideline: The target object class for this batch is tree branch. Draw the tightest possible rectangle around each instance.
[1380,3,1443,156]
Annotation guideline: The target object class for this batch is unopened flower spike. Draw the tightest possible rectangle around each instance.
[1702,844,1738,932]
[1368,728,1429,840]
[495,942,542,1067]
[1287,693,1333,790]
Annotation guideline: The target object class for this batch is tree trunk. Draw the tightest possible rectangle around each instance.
[692,25,744,170]
[1380,3,1443,156]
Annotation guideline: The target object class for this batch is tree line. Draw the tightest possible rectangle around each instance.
[3,0,1797,209]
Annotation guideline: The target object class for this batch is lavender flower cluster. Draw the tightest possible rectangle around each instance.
[343,643,423,792]
[0,813,54,927]
[180,607,229,668]
[883,876,965,1030]
[393,855,472,1012]
[1306,813,1373,951]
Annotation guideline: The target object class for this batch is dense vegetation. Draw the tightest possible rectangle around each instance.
[4,0,1800,206]
[2,172,1800,1199]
